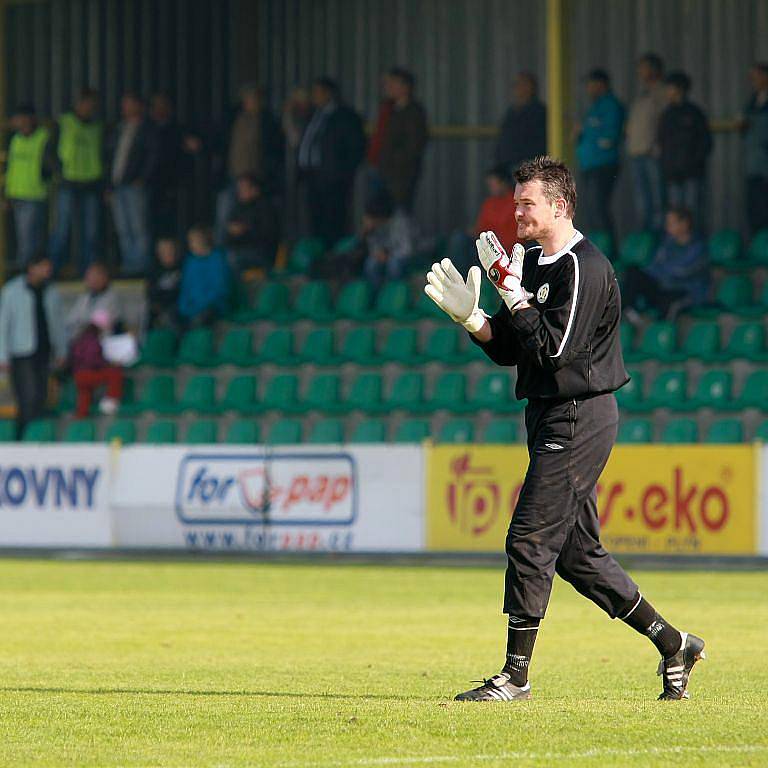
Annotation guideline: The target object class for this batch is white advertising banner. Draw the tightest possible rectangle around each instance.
[0,445,112,546]
[112,445,424,552]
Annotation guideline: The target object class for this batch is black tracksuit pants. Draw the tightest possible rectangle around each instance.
[504,392,637,619]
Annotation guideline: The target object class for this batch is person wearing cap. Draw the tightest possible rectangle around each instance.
[4,103,55,266]
[575,68,625,239]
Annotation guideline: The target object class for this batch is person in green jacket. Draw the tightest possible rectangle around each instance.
[48,88,104,274]
[4,103,55,266]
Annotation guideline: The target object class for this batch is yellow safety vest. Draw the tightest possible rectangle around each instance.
[57,112,103,183]
[6,126,50,201]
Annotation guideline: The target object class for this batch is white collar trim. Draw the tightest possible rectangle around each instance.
[537,230,584,265]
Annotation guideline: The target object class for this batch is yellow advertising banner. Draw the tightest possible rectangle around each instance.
[426,445,757,555]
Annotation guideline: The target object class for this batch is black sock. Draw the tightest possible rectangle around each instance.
[620,592,682,657]
[502,615,539,686]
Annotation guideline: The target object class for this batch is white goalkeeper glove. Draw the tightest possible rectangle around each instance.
[476,231,533,312]
[424,258,487,333]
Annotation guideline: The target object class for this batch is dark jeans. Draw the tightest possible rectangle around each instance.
[11,199,47,266]
[111,184,150,275]
[622,265,685,318]
[581,164,619,237]
[49,186,101,274]
[504,393,637,619]
[746,175,768,235]
[304,175,352,247]
[630,155,664,232]
[11,352,49,439]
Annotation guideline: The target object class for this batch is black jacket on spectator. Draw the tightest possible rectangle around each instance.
[225,197,280,251]
[151,120,195,192]
[496,100,547,171]
[146,262,182,328]
[657,102,712,182]
[108,119,161,186]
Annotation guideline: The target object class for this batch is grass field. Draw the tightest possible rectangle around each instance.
[0,559,765,767]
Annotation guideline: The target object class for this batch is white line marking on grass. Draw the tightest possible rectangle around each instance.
[284,744,768,768]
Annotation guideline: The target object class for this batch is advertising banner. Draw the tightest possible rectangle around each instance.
[113,445,423,552]
[427,445,757,555]
[0,445,112,546]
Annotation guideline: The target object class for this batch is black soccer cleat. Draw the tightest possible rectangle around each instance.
[657,631,706,700]
[454,672,532,702]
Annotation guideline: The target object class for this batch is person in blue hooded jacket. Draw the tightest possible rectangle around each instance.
[178,225,231,327]
[576,69,625,239]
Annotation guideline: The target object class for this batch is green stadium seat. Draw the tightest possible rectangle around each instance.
[415,289,447,319]
[661,418,699,443]
[186,420,218,444]
[349,419,387,443]
[629,321,678,362]
[588,231,614,261]
[238,281,291,322]
[746,229,768,265]
[260,373,299,412]
[619,232,655,267]
[479,278,502,315]
[644,370,687,410]
[288,237,325,273]
[308,419,345,444]
[266,418,302,444]
[332,235,359,255]
[339,326,376,365]
[254,327,293,364]
[385,372,424,411]
[0,420,16,441]
[715,275,757,315]
[137,328,177,367]
[297,327,337,366]
[470,371,520,413]
[680,321,720,361]
[223,420,260,444]
[428,371,467,412]
[123,375,176,414]
[619,322,634,353]
[346,373,383,412]
[754,420,768,442]
[220,375,258,414]
[56,378,77,414]
[22,419,56,441]
[293,281,334,321]
[482,420,519,443]
[301,373,341,412]
[704,419,743,443]
[394,418,431,443]
[734,371,768,410]
[617,418,652,443]
[217,328,255,367]
[374,281,412,319]
[708,229,741,266]
[62,420,96,442]
[176,328,216,367]
[177,375,217,414]
[335,280,372,320]
[104,419,136,444]
[145,420,178,444]
[689,370,733,411]
[722,323,766,361]
[420,326,464,364]
[615,371,644,412]
[438,418,474,443]
[380,326,418,364]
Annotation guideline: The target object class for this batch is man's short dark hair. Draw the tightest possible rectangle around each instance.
[27,252,50,269]
[518,71,538,93]
[314,76,339,99]
[78,87,98,102]
[388,67,415,90]
[587,68,611,87]
[752,62,768,77]
[364,191,394,219]
[237,172,262,189]
[639,53,664,77]
[665,71,691,93]
[666,205,693,229]
[487,164,512,185]
[14,102,36,117]
[514,156,577,219]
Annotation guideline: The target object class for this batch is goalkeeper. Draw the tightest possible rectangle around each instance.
[425,156,705,702]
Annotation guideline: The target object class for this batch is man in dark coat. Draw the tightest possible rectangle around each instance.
[495,72,547,174]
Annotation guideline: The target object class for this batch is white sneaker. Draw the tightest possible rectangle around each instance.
[99,397,119,415]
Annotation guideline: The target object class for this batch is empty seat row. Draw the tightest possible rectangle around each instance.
[618,417,768,444]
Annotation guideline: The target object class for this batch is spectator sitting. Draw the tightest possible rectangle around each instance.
[622,206,710,323]
[179,225,231,327]
[362,193,416,288]
[65,262,122,341]
[446,164,522,275]
[224,173,279,273]
[69,309,123,417]
[146,238,182,330]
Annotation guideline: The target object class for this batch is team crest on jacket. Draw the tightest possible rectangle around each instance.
[536,283,549,303]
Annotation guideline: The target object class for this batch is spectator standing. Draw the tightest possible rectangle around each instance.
[214,84,284,246]
[657,72,712,231]
[366,73,395,204]
[495,72,547,173]
[622,206,710,322]
[281,87,312,236]
[69,309,123,417]
[376,68,428,212]
[146,238,182,331]
[179,226,231,327]
[0,255,66,438]
[48,88,104,274]
[362,194,416,288]
[576,69,625,238]
[297,77,366,246]
[626,53,666,232]
[4,103,55,266]
[743,63,768,234]
[224,173,280,272]
[65,262,122,341]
